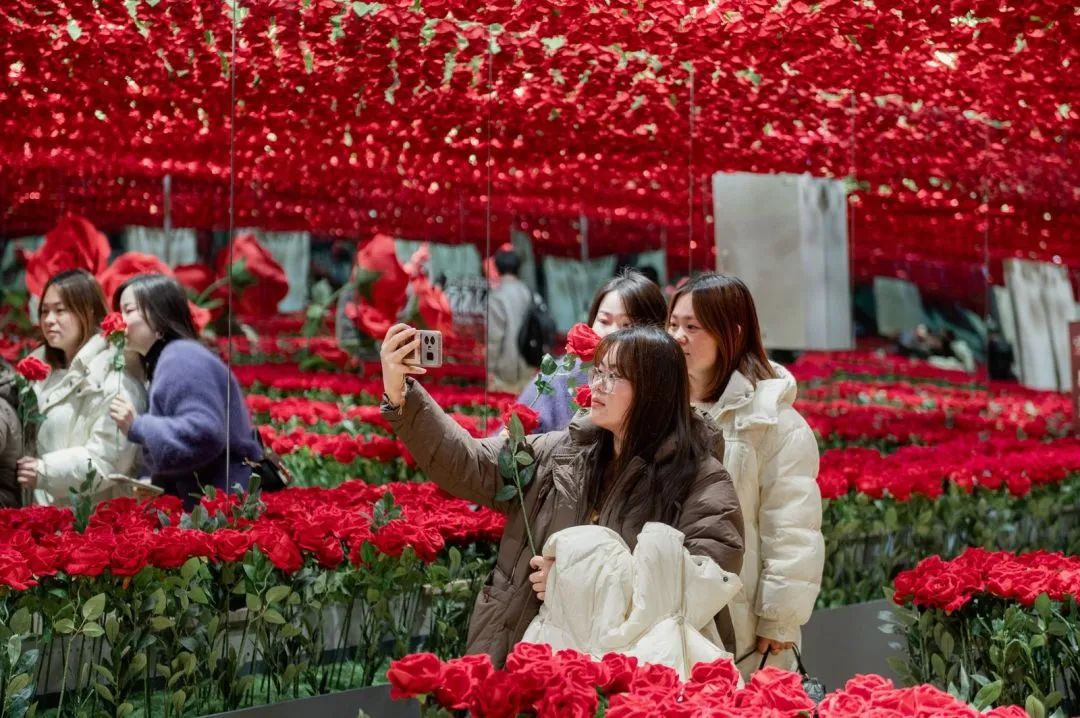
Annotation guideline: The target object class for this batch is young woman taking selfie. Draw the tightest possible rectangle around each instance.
[380,322,744,666]
[667,272,824,678]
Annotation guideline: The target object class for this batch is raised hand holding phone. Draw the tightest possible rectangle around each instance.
[380,325,430,406]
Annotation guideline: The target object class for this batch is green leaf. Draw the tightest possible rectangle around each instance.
[939,630,954,660]
[266,586,291,604]
[497,447,516,479]
[94,664,115,682]
[149,617,173,632]
[94,682,115,704]
[930,653,946,679]
[82,592,107,622]
[188,586,209,605]
[180,557,202,582]
[246,594,262,613]
[117,703,134,718]
[53,619,75,635]
[262,609,286,625]
[494,485,518,502]
[66,19,82,41]
[82,622,105,638]
[6,674,30,697]
[10,608,30,635]
[1025,695,1045,718]
[508,414,524,443]
[105,617,119,644]
[972,680,1002,710]
[514,450,534,466]
[1033,593,1051,619]
[540,354,558,375]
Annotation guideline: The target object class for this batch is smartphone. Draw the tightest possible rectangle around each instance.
[405,330,443,368]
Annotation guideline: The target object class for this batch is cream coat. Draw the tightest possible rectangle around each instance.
[696,363,824,677]
[522,523,742,680]
[31,335,148,505]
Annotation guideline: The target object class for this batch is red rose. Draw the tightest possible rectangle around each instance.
[686,657,740,698]
[387,652,444,699]
[62,537,113,578]
[433,662,473,709]
[411,275,454,335]
[15,355,50,382]
[355,234,409,319]
[173,264,216,294]
[97,252,172,304]
[0,547,36,590]
[505,642,554,673]
[346,301,393,339]
[469,670,528,718]
[575,384,592,408]
[534,683,598,718]
[985,707,1032,718]
[597,652,638,695]
[109,531,152,577]
[740,667,815,713]
[100,312,127,339]
[818,690,870,717]
[565,323,601,362]
[250,525,303,573]
[215,529,255,563]
[21,214,110,298]
[629,662,680,701]
[842,673,895,701]
[215,233,289,317]
[502,403,541,435]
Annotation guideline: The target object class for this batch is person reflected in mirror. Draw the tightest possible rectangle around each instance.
[381,322,744,667]
[486,246,536,394]
[511,269,667,434]
[15,270,147,505]
[107,274,261,510]
[0,361,21,508]
[668,272,824,679]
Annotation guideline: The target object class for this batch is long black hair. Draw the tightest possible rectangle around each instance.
[112,273,197,342]
[584,325,712,524]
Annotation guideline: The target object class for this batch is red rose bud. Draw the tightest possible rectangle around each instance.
[15,355,51,382]
[101,311,127,339]
[565,323,601,363]
[502,403,541,435]
[575,385,592,408]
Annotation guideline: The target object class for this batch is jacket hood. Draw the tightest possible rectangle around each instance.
[703,361,798,428]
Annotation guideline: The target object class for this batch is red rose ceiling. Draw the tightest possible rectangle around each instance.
[0,0,1075,273]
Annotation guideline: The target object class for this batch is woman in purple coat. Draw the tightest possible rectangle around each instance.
[108,274,261,509]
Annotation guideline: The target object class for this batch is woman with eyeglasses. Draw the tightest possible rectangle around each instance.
[512,269,667,433]
[380,323,744,667]
[667,273,823,679]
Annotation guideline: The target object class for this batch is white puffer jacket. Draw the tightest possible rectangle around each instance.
[696,363,823,678]
[521,523,743,680]
[31,334,148,505]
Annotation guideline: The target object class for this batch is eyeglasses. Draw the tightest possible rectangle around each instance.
[587,367,625,394]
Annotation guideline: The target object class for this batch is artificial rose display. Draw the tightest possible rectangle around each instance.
[213,233,290,317]
[96,252,172,304]
[20,215,111,298]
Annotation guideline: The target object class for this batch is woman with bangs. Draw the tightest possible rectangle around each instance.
[15,269,147,505]
[380,322,744,667]
[512,268,668,434]
[667,272,823,678]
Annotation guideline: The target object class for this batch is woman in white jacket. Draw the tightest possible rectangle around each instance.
[667,272,824,679]
[15,269,147,505]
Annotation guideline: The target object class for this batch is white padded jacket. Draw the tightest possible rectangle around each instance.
[696,363,824,678]
[521,522,742,680]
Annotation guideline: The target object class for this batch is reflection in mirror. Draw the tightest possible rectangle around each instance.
[0,4,233,510]
[228,7,493,487]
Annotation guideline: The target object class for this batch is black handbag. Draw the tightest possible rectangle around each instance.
[755,645,826,704]
[243,429,292,492]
